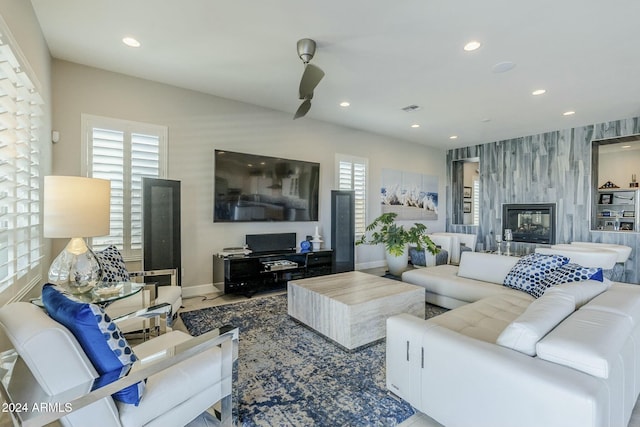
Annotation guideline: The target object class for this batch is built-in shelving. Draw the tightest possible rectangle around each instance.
[593,189,639,232]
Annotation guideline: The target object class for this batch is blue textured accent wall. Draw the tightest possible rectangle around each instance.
[447,116,640,283]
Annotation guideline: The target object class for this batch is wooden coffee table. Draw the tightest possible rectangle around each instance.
[287,271,425,350]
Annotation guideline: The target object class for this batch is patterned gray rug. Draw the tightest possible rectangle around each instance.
[180,293,447,427]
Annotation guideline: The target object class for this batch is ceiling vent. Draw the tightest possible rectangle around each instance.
[401,104,421,112]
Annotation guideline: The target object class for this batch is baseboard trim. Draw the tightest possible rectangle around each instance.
[182,283,222,298]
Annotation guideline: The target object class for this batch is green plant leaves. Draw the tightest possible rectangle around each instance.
[356,212,439,256]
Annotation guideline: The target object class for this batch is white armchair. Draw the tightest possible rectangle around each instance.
[431,232,478,264]
[0,302,237,427]
[106,268,182,335]
[95,244,182,335]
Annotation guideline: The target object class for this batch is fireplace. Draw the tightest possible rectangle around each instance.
[502,203,556,244]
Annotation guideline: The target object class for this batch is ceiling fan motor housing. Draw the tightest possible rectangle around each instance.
[297,38,317,64]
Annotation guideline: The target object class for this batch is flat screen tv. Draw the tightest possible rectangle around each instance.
[214,150,320,222]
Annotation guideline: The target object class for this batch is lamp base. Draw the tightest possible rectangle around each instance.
[48,238,100,294]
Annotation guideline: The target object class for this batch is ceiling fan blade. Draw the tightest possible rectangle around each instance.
[294,98,312,120]
[299,64,325,99]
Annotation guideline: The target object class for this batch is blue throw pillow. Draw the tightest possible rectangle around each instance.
[503,253,569,298]
[96,245,130,283]
[42,284,145,405]
[539,263,604,297]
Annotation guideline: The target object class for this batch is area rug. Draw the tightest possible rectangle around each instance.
[180,294,447,427]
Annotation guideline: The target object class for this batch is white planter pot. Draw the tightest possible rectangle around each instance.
[386,247,409,276]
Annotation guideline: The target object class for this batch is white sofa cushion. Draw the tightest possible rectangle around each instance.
[457,252,519,285]
[536,308,633,378]
[544,279,610,308]
[402,264,528,308]
[427,293,532,343]
[496,292,575,356]
[579,284,640,327]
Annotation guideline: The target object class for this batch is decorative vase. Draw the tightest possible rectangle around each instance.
[386,247,408,276]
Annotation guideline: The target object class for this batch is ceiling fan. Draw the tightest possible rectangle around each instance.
[294,38,325,120]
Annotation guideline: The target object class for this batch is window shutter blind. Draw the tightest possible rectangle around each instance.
[0,26,43,302]
[337,156,367,236]
[90,128,125,251]
[83,116,166,260]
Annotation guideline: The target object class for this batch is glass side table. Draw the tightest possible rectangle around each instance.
[31,282,144,308]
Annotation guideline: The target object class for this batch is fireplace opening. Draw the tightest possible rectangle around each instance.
[502,203,556,244]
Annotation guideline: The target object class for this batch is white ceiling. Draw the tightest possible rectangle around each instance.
[30,0,640,149]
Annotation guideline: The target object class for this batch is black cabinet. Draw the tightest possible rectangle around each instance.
[216,250,333,296]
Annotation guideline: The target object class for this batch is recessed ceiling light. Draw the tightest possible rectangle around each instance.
[122,37,141,48]
[339,101,350,107]
[563,110,575,116]
[532,89,546,96]
[622,145,632,148]
[411,124,420,128]
[463,41,481,52]
[449,135,458,140]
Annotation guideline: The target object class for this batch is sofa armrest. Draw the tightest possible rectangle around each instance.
[415,324,609,427]
[0,326,239,427]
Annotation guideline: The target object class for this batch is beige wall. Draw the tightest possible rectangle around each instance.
[51,60,446,292]
[599,146,640,188]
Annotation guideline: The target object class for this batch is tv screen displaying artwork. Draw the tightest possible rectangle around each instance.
[214,150,320,222]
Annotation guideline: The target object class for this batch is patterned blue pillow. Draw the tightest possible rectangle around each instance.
[503,253,569,298]
[96,245,130,283]
[539,263,604,297]
[42,284,145,405]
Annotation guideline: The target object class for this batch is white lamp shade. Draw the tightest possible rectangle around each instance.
[44,176,111,238]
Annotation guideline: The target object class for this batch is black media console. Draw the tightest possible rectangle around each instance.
[216,250,333,296]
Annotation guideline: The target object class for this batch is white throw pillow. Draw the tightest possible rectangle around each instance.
[496,292,575,356]
[544,279,611,308]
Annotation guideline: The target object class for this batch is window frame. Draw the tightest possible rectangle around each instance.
[335,154,368,237]
[81,114,168,261]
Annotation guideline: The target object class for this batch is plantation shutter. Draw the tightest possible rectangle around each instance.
[0,21,44,303]
[336,155,367,236]
[82,115,167,260]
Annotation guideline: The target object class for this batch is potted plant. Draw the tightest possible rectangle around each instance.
[356,212,439,276]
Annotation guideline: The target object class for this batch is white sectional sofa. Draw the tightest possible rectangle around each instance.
[402,249,625,309]
[387,281,640,427]
[391,250,640,426]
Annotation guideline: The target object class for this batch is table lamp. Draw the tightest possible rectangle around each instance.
[44,176,110,293]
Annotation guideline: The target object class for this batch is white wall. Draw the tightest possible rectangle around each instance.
[51,60,446,292]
